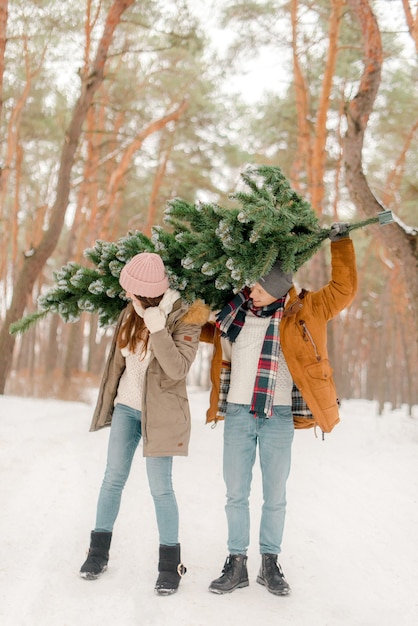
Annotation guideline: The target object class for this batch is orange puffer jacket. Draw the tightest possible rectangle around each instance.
[201,238,357,434]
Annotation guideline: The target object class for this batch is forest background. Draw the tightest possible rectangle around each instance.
[0,0,417,414]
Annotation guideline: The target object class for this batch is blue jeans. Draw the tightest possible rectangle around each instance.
[223,403,294,555]
[95,403,179,546]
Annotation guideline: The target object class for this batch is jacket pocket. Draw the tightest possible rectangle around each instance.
[175,392,189,421]
[306,359,333,382]
[163,388,189,422]
[160,376,181,391]
[306,359,336,409]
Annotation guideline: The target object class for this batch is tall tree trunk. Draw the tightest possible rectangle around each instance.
[0,0,135,394]
[381,118,418,208]
[143,132,175,235]
[0,37,44,300]
[402,0,418,53]
[343,0,418,338]
[290,0,344,213]
[290,0,312,188]
[311,0,344,211]
[0,0,7,126]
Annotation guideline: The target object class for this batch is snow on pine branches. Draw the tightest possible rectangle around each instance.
[10,165,389,334]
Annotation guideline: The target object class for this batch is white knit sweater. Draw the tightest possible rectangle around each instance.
[114,344,150,411]
[225,311,293,407]
[113,289,179,411]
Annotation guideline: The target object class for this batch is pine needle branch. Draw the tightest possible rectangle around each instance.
[9,310,49,335]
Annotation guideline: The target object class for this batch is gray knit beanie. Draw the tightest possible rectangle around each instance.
[258,260,293,299]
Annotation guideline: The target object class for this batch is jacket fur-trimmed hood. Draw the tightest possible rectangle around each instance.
[180,299,211,326]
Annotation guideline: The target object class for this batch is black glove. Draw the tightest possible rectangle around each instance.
[329,222,350,242]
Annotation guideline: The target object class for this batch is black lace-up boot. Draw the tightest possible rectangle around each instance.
[256,553,291,595]
[154,544,187,596]
[79,531,112,580]
[209,554,249,594]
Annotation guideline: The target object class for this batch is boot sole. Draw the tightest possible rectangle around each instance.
[256,575,291,595]
[155,588,178,596]
[208,580,249,594]
[79,565,108,580]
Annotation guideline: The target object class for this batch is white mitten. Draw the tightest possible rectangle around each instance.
[143,307,167,333]
[131,300,145,317]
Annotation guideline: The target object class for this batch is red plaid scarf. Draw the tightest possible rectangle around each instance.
[216,289,286,417]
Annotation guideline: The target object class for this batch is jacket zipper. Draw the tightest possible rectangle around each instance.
[299,320,321,361]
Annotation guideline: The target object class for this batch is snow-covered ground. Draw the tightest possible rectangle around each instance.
[1,391,418,626]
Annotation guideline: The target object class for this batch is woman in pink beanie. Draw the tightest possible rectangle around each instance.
[79,252,209,595]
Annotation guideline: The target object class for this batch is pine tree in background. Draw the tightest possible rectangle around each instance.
[10,165,389,334]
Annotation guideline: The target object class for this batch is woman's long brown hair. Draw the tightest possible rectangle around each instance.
[118,294,164,358]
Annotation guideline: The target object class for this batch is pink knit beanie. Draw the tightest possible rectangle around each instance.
[119,252,169,297]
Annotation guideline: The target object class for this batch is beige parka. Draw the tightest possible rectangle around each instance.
[89,297,210,456]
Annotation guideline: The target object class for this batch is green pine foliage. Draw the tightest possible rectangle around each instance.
[160,199,237,305]
[10,165,386,335]
[227,165,328,276]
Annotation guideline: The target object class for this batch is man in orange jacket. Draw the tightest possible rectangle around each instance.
[204,223,357,596]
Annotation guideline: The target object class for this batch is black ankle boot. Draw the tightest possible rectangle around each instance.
[256,553,291,595]
[209,554,249,594]
[155,544,187,596]
[79,531,112,580]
